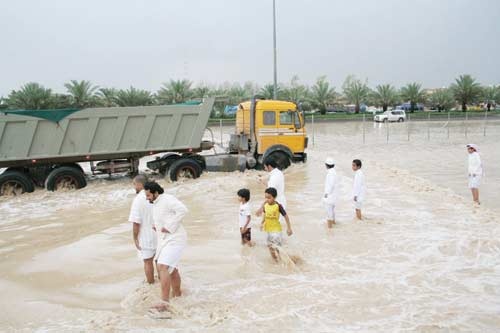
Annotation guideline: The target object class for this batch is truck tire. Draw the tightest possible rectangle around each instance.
[267,151,291,170]
[45,166,87,191]
[169,158,202,182]
[0,171,35,196]
[398,118,404,122]
[159,154,181,175]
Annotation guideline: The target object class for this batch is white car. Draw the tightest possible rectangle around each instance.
[374,110,406,122]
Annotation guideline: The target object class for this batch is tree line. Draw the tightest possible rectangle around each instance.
[1,74,498,116]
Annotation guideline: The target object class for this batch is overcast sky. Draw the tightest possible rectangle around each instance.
[1,0,499,96]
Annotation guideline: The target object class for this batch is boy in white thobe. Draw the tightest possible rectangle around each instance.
[323,157,339,228]
[352,159,366,220]
[466,144,483,205]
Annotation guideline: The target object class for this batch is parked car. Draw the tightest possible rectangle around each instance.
[374,110,406,122]
[397,102,424,111]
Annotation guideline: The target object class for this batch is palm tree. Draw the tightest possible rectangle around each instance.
[342,75,370,113]
[309,76,335,115]
[282,75,309,105]
[49,94,73,109]
[259,83,282,100]
[400,82,426,112]
[372,84,398,111]
[481,85,499,110]
[429,88,455,111]
[115,87,153,107]
[192,85,212,98]
[0,97,9,109]
[158,79,193,104]
[64,80,99,108]
[226,84,251,105]
[7,82,53,109]
[450,74,482,111]
[97,88,118,107]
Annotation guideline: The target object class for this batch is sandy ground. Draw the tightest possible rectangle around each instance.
[0,120,499,332]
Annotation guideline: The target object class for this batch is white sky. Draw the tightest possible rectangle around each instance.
[0,0,499,96]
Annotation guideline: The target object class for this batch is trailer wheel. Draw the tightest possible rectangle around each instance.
[267,151,291,170]
[45,166,87,191]
[169,158,202,182]
[0,171,35,196]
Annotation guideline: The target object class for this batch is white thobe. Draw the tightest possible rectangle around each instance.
[352,170,366,202]
[128,190,156,251]
[468,152,483,176]
[151,194,188,263]
[323,168,339,205]
[268,168,287,208]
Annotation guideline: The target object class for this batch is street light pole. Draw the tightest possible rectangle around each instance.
[272,0,278,100]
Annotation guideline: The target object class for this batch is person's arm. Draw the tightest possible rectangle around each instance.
[353,173,361,201]
[161,196,188,233]
[284,214,293,236]
[279,204,292,236]
[324,173,334,198]
[470,154,482,176]
[256,201,266,216]
[242,215,251,233]
[260,206,266,230]
[132,223,141,250]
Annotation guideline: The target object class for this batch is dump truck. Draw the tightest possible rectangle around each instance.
[0,97,307,195]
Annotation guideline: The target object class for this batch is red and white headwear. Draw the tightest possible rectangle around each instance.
[466,143,479,152]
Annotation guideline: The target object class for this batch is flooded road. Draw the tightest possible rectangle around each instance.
[1,120,499,332]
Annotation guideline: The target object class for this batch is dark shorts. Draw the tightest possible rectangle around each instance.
[241,228,251,242]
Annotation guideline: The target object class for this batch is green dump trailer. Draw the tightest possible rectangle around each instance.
[0,98,216,195]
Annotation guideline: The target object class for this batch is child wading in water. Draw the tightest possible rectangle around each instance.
[237,188,254,246]
[261,187,293,262]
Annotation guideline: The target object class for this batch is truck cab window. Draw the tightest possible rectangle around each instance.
[263,111,276,125]
[279,111,293,125]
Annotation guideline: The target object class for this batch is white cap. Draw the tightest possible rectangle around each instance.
[325,157,335,166]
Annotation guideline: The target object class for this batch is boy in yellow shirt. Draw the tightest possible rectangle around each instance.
[260,187,293,262]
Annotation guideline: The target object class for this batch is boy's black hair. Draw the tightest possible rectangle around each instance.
[237,188,250,202]
[352,159,362,168]
[265,187,278,198]
[263,157,278,169]
[144,181,164,194]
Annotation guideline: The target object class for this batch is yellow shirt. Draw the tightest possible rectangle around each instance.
[263,202,285,233]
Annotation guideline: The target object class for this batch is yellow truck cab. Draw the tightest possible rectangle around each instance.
[229,98,307,169]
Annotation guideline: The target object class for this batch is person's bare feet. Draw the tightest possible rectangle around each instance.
[151,302,169,312]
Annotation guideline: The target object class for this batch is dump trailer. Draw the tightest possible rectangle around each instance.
[0,98,215,195]
[0,96,307,196]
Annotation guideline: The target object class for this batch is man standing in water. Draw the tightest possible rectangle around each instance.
[129,175,156,284]
[323,157,339,228]
[144,181,188,312]
[466,144,483,205]
[257,158,287,217]
[352,159,366,221]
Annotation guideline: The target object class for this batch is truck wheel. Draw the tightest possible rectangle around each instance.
[158,154,180,175]
[268,151,291,170]
[398,118,404,122]
[0,171,35,196]
[45,166,87,191]
[169,158,202,182]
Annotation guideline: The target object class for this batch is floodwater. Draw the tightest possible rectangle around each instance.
[1,120,499,332]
